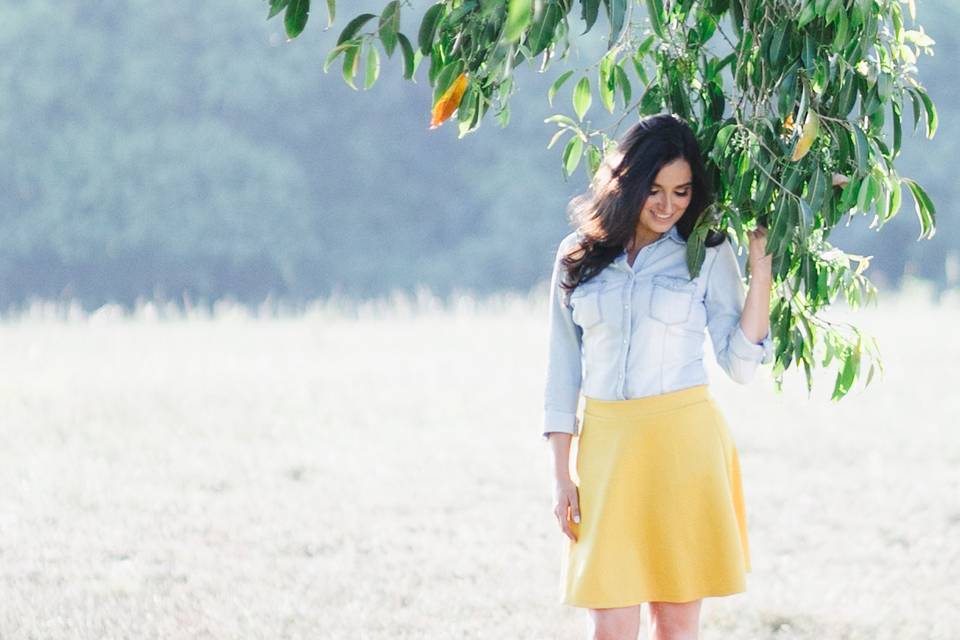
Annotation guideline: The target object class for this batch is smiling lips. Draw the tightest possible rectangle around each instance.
[651,211,674,220]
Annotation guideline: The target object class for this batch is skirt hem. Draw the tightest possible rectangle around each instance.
[562,583,748,609]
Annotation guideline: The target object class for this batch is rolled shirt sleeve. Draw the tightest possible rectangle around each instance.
[704,238,773,384]
[542,235,583,440]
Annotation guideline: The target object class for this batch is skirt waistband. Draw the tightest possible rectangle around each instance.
[583,384,712,418]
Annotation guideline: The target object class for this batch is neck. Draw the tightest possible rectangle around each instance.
[627,228,663,252]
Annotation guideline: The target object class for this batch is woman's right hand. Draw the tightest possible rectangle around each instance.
[553,478,581,542]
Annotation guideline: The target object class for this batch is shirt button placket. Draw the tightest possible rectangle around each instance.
[618,272,633,399]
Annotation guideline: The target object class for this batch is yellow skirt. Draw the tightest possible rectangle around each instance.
[562,384,751,608]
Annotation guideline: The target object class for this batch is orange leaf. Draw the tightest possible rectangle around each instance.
[783,112,795,134]
[790,110,819,162]
[429,72,468,129]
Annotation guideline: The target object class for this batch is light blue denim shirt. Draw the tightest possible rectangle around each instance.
[542,224,773,440]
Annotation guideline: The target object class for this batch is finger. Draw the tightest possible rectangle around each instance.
[569,493,581,524]
[565,510,578,542]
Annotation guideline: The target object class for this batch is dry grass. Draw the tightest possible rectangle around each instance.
[0,285,957,639]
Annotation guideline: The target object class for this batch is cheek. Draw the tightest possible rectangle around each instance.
[643,194,663,210]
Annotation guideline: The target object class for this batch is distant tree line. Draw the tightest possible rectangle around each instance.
[0,0,955,311]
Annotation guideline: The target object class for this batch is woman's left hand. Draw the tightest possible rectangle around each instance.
[746,225,773,279]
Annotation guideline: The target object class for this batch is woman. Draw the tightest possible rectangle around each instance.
[542,113,774,640]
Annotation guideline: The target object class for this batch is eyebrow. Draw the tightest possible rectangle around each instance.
[651,181,692,188]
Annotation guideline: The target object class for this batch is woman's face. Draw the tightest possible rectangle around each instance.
[637,157,693,236]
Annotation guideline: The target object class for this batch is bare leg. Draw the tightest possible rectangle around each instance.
[588,604,643,640]
[647,599,702,640]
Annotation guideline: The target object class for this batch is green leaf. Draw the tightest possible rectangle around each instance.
[886,175,902,219]
[901,177,936,239]
[694,12,718,44]
[581,0,600,34]
[778,65,799,119]
[890,100,903,157]
[797,0,816,28]
[851,123,869,175]
[768,194,791,257]
[547,128,567,150]
[548,70,574,107]
[802,33,816,73]
[599,53,616,113]
[907,88,922,131]
[364,41,380,89]
[839,176,860,211]
[645,0,666,38]
[798,198,813,239]
[378,1,401,57]
[831,350,856,400]
[268,0,289,20]
[544,113,579,129]
[342,44,361,90]
[396,32,415,79]
[636,34,656,59]
[732,152,752,204]
[563,134,584,176]
[614,64,632,107]
[713,123,736,157]
[323,42,357,73]
[417,4,444,54]
[807,164,827,215]
[457,81,478,125]
[631,52,650,87]
[338,13,377,46]
[916,87,938,138]
[831,7,848,52]
[586,144,603,177]
[685,212,712,278]
[605,0,627,48]
[856,174,875,213]
[529,0,562,55]
[284,0,310,39]
[325,0,335,27]
[573,76,592,121]
[753,157,777,214]
[505,0,532,43]
[685,228,707,278]
[877,72,892,102]
[639,83,663,115]
[768,23,789,67]
[825,0,843,23]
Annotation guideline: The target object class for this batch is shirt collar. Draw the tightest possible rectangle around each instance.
[618,224,685,256]
[664,224,684,244]
[613,224,685,270]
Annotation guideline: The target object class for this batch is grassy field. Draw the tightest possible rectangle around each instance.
[0,288,957,639]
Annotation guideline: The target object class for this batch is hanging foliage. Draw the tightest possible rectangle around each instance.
[269,0,938,400]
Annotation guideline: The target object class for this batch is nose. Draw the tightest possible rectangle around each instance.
[653,192,673,213]
[665,193,675,212]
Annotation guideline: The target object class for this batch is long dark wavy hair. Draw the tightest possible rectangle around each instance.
[558,113,726,295]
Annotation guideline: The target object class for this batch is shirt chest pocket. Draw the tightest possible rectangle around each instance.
[649,274,697,325]
[569,281,604,329]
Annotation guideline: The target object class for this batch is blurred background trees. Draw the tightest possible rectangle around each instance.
[0,0,955,312]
